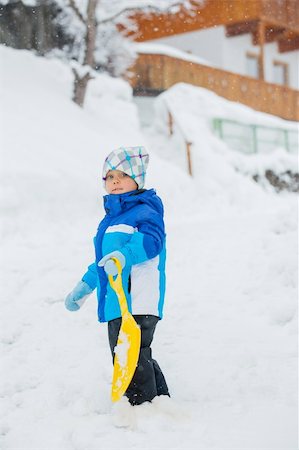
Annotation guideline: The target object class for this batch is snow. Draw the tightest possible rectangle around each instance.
[147,82,298,195]
[155,81,299,132]
[131,42,215,67]
[132,41,215,66]
[0,45,298,449]
[114,331,130,369]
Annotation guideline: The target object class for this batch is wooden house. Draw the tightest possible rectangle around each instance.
[121,0,299,122]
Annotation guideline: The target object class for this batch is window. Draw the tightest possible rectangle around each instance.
[273,61,289,86]
[246,52,260,79]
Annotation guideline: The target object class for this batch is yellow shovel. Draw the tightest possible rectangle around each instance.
[108,258,141,402]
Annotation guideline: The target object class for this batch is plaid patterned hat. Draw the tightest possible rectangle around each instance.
[102,146,149,189]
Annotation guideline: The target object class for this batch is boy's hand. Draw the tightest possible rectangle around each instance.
[65,280,93,311]
[98,250,126,276]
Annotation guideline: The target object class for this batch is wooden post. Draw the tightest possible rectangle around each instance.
[283,129,289,152]
[252,125,258,153]
[258,20,265,81]
[168,110,173,136]
[186,142,193,176]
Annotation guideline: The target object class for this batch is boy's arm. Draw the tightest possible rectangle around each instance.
[65,263,97,312]
[82,262,98,290]
[98,208,165,275]
[121,215,165,266]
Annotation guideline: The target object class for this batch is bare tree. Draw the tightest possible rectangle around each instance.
[68,0,98,106]
[67,0,203,107]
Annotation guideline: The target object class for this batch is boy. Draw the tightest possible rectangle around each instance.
[65,146,169,406]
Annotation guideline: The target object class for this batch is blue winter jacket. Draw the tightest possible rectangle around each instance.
[82,189,166,323]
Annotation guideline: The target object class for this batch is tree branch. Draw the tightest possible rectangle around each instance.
[68,0,86,25]
[99,1,201,25]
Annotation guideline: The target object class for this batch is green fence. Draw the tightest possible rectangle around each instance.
[212,118,298,154]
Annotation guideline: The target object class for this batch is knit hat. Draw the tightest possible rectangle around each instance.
[102,146,149,189]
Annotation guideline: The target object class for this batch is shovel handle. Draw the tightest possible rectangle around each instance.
[108,257,129,316]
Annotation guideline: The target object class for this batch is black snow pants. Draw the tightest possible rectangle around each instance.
[108,314,169,405]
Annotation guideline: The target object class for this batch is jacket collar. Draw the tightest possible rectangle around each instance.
[103,189,146,217]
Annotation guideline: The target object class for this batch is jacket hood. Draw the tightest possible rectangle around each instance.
[103,189,164,217]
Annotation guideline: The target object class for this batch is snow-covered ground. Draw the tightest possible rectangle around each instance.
[0,46,298,449]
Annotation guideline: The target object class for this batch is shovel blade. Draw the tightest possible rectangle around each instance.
[111,312,141,402]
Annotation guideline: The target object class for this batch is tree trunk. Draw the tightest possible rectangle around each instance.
[72,70,92,107]
[84,0,98,67]
[72,0,98,107]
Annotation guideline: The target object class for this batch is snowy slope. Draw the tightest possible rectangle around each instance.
[151,83,298,183]
[0,46,297,449]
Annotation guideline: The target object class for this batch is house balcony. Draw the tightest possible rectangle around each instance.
[128,52,299,122]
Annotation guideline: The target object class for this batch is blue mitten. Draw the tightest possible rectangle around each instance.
[98,250,126,276]
[65,280,93,312]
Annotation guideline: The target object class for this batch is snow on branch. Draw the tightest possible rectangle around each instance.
[98,0,205,23]
[70,59,96,77]
[68,0,86,24]
[57,0,205,25]
[0,0,37,4]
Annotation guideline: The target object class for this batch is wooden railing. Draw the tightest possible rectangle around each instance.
[129,53,299,122]
[213,118,298,154]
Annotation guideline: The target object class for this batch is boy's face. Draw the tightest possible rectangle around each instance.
[105,170,138,194]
